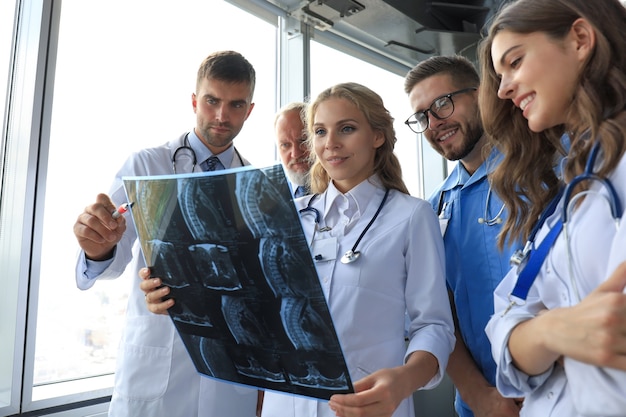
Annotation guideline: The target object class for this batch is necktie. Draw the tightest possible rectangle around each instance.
[202,156,222,172]
[294,185,307,198]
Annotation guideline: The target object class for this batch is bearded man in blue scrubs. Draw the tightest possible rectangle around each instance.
[404,55,523,417]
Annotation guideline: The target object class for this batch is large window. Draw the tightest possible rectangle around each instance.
[1,1,443,415]
[0,1,12,126]
[1,1,31,415]
[25,0,277,413]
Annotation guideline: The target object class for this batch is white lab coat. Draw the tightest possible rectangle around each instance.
[261,178,455,417]
[486,152,626,416]
[75,132,258,417]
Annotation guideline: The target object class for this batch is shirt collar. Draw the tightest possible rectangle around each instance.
[322,175,384,219]
[438,148,502,192]
[187,129,234,169]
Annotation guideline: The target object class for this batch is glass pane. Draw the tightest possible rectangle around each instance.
[0,0,19,411]
[310,41,423,197]
[34,0,277,396]
[0,0,13,132]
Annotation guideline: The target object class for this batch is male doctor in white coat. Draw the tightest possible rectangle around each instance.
[73,50,260,417]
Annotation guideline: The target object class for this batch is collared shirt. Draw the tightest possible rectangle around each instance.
[287,180,309,198]
[293,184,308,198]
[188,129,235,170]
[84,131,241,278]
[261,176,455,417]
[427,149,520,417]
[486,153,626,417]
[76,132,255,417]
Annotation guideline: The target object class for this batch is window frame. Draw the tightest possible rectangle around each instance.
[1,0,52,414]
[0,0,443,415]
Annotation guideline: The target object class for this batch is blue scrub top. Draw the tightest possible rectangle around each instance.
[428,149,520,417]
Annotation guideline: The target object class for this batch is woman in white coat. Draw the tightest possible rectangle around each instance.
[478,1,626,415]
[142,82,455,417]
[268,82,455,417]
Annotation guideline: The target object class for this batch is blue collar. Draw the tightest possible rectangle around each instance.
[187,129,235,168]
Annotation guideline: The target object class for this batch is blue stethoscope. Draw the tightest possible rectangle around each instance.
[503,142,622,315]
[299,189,390,264]
[171,133,244,173]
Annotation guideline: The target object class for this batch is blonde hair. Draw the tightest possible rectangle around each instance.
[305,82,408,195]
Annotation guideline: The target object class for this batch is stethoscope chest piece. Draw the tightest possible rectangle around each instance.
[302,188,390,265]
[340,250,360,264]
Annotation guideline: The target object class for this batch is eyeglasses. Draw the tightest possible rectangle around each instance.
[404,87,477,134]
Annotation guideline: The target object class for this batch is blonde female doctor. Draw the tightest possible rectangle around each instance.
[141,82,455,417]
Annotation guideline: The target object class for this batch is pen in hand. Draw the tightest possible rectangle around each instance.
[111,202,134,219]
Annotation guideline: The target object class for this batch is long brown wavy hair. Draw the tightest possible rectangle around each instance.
[478,0,626,249]
[305,82,409,195]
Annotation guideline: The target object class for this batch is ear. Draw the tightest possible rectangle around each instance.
[192,93,198,113]
[244,102,255,121]
[373,130,385,149]
[570,18,596,62]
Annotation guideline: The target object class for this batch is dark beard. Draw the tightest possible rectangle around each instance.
[446,121,484,161]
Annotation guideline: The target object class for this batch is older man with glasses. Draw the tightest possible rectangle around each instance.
[404,55,523,417]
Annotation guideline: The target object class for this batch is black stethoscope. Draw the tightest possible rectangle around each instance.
[171,133,244,173]
[299,189,390,264]
[503,142,622,315]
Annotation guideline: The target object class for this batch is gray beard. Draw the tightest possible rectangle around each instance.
[286,169,309,187]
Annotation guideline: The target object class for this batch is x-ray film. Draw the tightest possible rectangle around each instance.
[123,164,353,400]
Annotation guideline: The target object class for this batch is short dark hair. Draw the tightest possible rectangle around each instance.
[404,55,479,94]
[196,50,256,99]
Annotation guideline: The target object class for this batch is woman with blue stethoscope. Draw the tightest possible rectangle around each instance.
[478,1,626,416]
[258,82,455,417]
